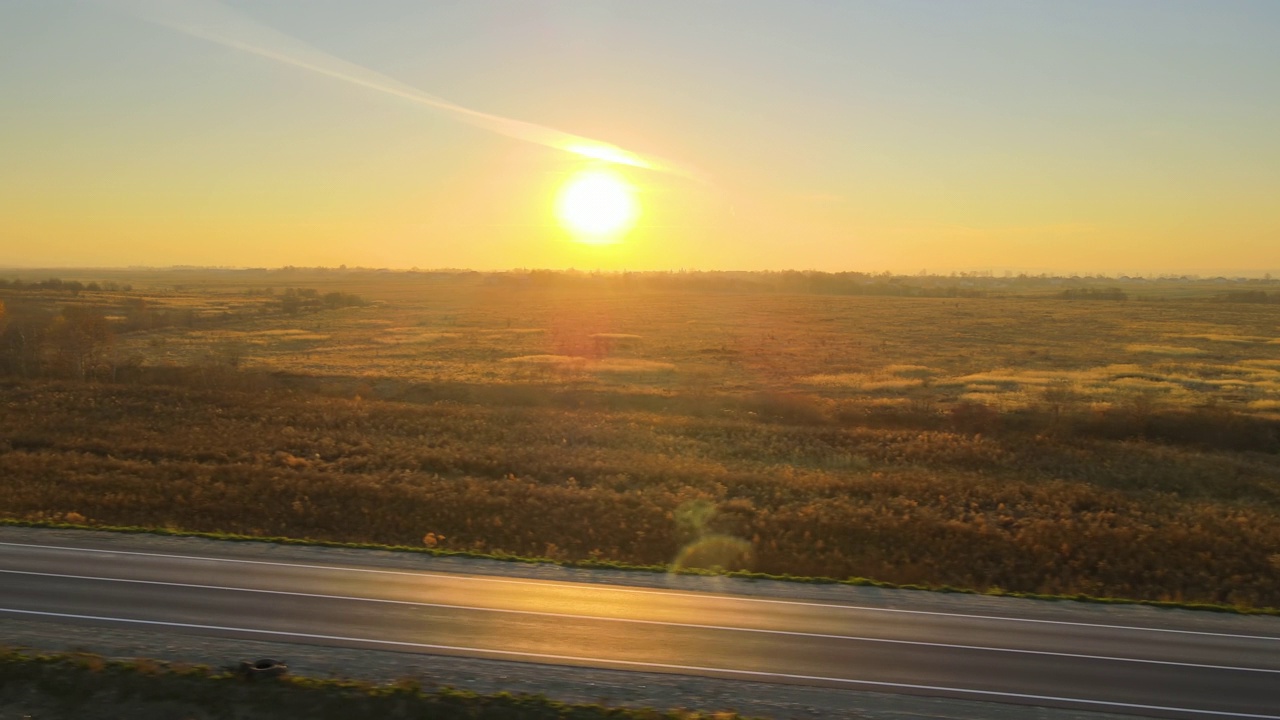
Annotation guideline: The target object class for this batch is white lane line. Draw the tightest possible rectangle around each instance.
[0,607,1276,720]
[3,540,1278,642]
[3,568,1277,675]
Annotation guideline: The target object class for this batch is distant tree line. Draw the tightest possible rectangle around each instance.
[494,268,1273,299]
[742,271,993,298]
[0,278,132,294]
[1215,290,1280,304]
[498,270,992,297]
[1058,287,1128,301]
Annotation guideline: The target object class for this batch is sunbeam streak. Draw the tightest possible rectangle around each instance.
[94,0,695,178]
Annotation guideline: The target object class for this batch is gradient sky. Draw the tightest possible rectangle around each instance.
[2,0,1278,273]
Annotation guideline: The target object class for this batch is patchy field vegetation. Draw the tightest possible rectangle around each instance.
[0,647,741,720]
[2,268,1279,607]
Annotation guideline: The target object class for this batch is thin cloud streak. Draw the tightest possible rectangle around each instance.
[94,0,696,179]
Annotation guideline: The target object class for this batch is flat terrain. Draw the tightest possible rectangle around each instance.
[2,269,1280,608]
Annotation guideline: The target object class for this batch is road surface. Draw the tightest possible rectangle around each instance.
[1,535,1277,719]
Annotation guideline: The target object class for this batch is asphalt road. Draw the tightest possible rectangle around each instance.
[1,537,1277,719]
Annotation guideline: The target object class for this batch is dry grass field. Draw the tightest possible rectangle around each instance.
[2,269,1279,606]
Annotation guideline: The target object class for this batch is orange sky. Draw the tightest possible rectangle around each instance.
[2,1,1278,274]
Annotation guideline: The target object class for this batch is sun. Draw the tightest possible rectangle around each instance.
[555,169,639,244]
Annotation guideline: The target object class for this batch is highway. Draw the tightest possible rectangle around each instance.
[1,535,1278,719]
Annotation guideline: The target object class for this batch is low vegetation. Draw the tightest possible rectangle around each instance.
[1,268,1278,608]
[0,647,743,719]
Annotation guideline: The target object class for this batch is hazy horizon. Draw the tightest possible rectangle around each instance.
[4,264,1280,281]
[3,0,1278,273]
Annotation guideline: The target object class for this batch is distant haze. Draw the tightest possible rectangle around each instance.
[2,1,1278,273]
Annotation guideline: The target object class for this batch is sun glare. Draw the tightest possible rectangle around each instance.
[563,143,652,170]
[555,170,639,244]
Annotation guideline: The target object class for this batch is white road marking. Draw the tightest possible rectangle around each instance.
[0,607,1276,720]
[5,567,1275,674]
[2,540,1278,642]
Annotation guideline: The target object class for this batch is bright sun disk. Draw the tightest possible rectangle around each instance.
[556,170,638,243]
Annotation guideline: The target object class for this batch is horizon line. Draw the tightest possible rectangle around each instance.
[2,265,1278,280]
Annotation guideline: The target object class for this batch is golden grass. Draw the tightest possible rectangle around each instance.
[2,380,1278,606]
[884,364,939,378]
[797,372,859,387]
[594,358,675,374]
[372,330,460,345]
[26,272,1267,415]
[1177,333,1273,344]
[1125,344,1208,356]
[248,328,323,337]
[502,355,674,375]
[5,271,1280,605]
[503,354,586,367]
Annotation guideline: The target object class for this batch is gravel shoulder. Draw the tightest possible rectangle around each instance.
[6,525,1274,719]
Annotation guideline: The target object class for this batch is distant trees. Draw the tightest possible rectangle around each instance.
[321,291,367,309]
[1059,287,1127,301]
[279,288,367,315]
[1216,290,1277,304]
[47,306,114,380]
[280,293,303,316]
[0,304,114,380]
[0,303,53,377]
[0,278,130,294]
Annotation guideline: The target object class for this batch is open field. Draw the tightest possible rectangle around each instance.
[2,269,1279,607]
